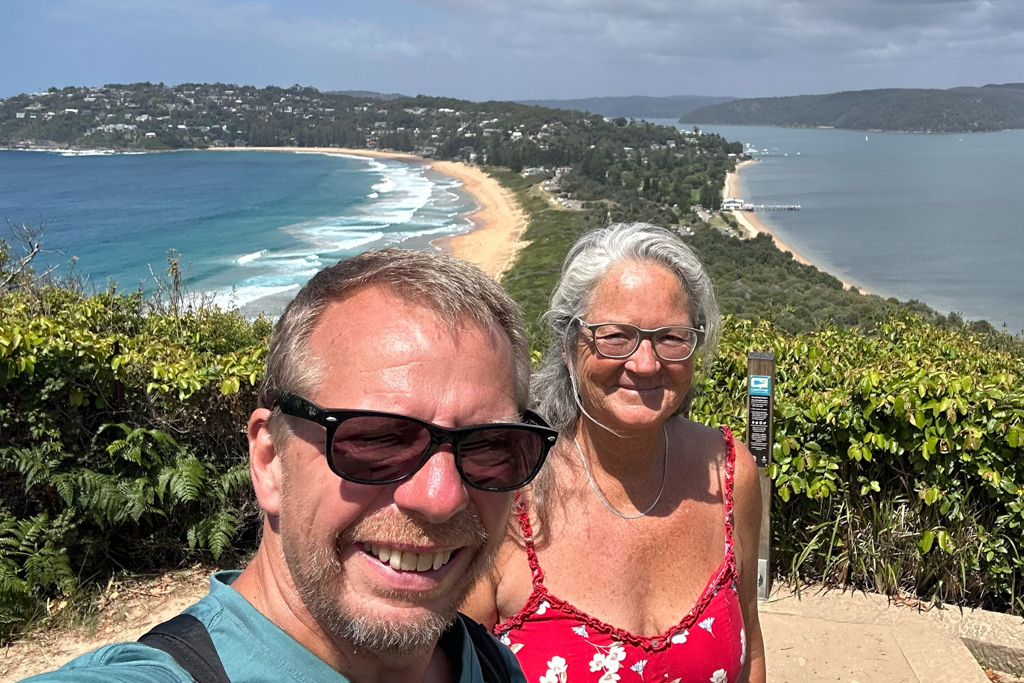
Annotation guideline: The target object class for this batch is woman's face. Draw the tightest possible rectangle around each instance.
[573,260,694,433]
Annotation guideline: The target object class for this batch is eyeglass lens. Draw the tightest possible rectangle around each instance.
[329,415,544,489]
[591,324,697,360]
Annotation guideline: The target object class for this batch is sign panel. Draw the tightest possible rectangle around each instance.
[746,368,774,468]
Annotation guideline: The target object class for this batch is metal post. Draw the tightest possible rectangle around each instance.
[746,352,775,600]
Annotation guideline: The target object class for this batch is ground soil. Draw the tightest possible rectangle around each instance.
[1,565,213,681]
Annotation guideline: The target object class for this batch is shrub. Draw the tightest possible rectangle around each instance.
[692,315,1024,612]
[0,288,271,635]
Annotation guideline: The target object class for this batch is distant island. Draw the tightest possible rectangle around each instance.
[681,84,1024,133]
[519,95,735,120]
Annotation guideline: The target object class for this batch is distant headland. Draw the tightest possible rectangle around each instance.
[681,84,1024,133]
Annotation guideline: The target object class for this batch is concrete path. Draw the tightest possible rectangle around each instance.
[760,585,1020,682]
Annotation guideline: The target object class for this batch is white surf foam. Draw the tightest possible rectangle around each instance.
[210,283,301,310]
[236,249,267,265]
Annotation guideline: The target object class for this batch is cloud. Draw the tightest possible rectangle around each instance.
[5,0,1024,100]
[41,0,450,61]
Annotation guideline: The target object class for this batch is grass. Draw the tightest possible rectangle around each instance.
[490,168,588,351]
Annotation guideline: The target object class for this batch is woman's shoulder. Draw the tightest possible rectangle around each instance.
[669,417,733,460]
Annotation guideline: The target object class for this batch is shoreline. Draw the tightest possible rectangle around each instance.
[211,147,527,281]
[724,159,869,295]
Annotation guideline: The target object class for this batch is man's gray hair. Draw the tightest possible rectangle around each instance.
[532,222,721,433]
[259,248,531,424]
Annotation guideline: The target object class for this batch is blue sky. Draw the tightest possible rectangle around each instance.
[3,0,1023,100]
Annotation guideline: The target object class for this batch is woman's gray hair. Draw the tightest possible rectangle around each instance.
[532,222,721,433]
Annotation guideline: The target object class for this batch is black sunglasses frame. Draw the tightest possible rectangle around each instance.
[274,391,557,492]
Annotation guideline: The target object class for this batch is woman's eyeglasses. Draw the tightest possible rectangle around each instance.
[274,392,557,492]
[575,318,704,362]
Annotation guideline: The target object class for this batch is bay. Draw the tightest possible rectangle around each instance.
[655,121,1024,334]
[0,149,475,312]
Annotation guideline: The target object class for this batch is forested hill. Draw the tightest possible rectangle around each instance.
[681,84,1024,133]
[518,95,735,120]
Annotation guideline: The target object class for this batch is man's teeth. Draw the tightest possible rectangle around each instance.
[363,544,454,572]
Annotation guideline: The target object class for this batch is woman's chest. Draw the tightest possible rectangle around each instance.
[497,572,746,683]
[499,500,727,637]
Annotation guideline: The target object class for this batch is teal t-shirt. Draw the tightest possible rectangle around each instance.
[23,571,525,683]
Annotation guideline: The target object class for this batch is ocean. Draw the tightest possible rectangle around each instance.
[0,149,476,313]
[654,121,1024,335]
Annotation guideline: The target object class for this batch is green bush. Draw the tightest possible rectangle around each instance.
[2,243,1022,638]
[0,288,271,634]
[692,315,1024,612]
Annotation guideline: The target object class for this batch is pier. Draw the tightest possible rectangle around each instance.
[749,203,801,211]
[722,198,801,211]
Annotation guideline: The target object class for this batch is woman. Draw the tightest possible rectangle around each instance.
[465,223,766,683]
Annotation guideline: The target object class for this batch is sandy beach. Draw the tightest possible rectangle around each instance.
[220,147,527,280]
[725,160,868,294]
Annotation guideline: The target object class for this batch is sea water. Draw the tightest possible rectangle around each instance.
[656,121,1024,334]
[0,149,475,313]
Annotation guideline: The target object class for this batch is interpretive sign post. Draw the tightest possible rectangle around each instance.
[746,352,775,600]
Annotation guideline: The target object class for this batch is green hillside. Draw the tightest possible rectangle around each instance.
[681,84,1024,133]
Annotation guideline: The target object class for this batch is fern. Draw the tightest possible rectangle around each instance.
[186,512,239,560]
[168,455,205,504]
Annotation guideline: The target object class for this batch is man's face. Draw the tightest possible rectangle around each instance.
[275,286,518,654]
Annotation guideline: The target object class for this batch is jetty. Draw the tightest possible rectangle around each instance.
[722,197,800,211]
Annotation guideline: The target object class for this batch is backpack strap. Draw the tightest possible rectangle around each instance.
[460,614,512,683]
[139,614,231,683]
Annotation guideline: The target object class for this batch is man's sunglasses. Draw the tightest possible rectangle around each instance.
[274,391,558,492]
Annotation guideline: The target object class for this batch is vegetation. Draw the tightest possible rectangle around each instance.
[700,315,1024,611]
[1,83,1022,640]
[682,84,1024,133]
[0,247,269,637]
[518,95,736,120]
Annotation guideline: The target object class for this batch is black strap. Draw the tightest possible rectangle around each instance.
[139,614,231,683]
[461,614,513,683]
[140,612,508,683]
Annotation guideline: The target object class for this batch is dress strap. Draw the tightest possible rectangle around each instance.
[720,426,738,562]
[514,491,546,587]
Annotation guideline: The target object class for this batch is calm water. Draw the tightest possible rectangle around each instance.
[0,150,475,312]
[655,121,1024,334]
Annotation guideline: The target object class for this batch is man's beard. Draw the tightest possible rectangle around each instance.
[279,486,495,658]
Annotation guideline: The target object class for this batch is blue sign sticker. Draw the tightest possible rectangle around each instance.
[750,375,771,396]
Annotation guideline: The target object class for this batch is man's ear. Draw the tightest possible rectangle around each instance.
[248,408,283,516]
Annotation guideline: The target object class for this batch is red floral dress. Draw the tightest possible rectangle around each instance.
[495,428,745,683]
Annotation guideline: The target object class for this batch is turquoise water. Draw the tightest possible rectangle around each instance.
[655,121,1024,334]
[0,150,475,311]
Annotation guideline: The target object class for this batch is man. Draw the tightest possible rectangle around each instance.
[27,249,554,683]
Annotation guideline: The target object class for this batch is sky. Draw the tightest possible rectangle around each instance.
[2,0,1023,101]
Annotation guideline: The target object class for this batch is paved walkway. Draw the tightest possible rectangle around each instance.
[760,584,1022,682]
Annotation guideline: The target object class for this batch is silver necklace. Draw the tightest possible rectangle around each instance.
[574,425,668,519]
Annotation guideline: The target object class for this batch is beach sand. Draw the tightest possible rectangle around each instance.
[220,147,527,281]
[725,159,868,294]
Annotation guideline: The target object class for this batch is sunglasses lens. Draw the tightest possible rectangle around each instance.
[458,428,545,490]
[330,415,430,482]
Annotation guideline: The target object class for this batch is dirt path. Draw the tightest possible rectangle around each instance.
[1,566,212,681]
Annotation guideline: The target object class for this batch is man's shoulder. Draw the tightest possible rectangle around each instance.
[20,642,192,683]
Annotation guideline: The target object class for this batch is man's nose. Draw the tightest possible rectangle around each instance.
[392,447,470,524]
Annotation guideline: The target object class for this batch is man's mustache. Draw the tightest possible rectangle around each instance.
[341,508,488,550]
